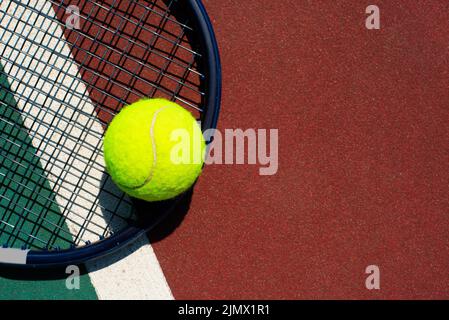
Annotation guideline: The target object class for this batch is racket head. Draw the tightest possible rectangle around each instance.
[0,0,221,267]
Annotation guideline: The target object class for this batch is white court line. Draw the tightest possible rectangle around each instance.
[0,0,173,300]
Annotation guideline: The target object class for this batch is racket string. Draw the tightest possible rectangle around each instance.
[54,0,205,99]
[0,171,119,243]
[2,0,204,116]
[0,88,132,219]
[0,16,202,120]
[0,132,135,245]
[0,0,204,250]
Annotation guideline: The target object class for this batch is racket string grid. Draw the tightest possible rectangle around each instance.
[0,0,204,251]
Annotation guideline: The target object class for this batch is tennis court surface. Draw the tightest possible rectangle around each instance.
[1,0,448,299]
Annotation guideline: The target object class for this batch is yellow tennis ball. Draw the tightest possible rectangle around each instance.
[103,98,205,202]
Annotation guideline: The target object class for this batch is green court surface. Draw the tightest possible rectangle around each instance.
[0,271,96,300]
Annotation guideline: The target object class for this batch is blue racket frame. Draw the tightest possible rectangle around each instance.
[0,0,221,268]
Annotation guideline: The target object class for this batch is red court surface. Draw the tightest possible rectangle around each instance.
[150,0,449,299]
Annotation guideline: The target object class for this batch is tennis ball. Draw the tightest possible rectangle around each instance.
[103,98,205,202]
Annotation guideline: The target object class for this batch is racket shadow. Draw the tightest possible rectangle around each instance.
[96,171,193,245]
[84,172,193,273]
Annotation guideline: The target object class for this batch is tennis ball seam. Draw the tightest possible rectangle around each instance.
[119,105,169,190]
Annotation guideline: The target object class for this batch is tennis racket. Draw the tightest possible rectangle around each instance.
[0,0,221,267]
